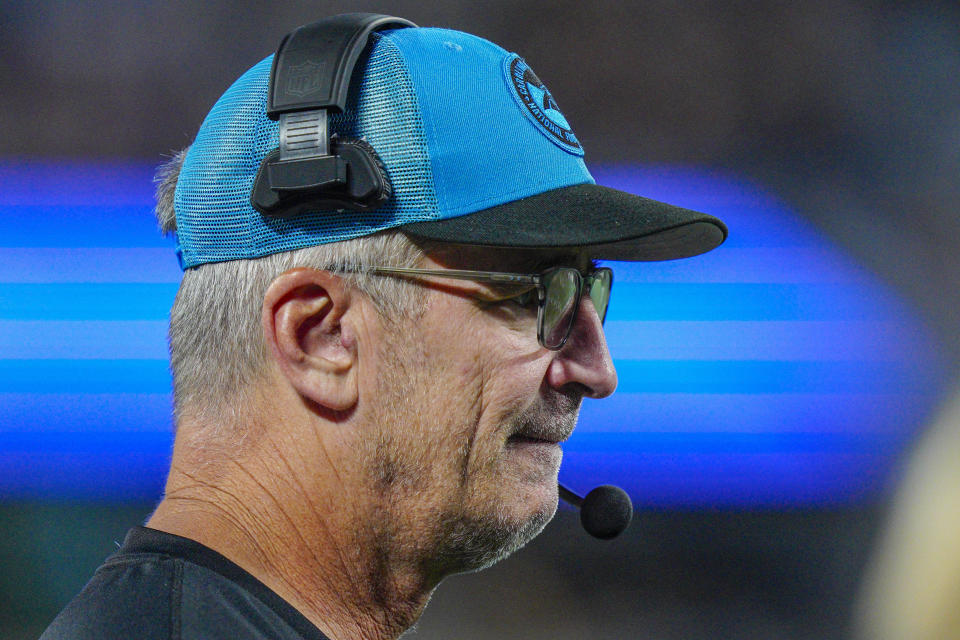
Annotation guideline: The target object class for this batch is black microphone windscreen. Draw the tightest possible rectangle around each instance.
[579,485,633,539]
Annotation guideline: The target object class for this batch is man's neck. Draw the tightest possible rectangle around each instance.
[147,443,436,640]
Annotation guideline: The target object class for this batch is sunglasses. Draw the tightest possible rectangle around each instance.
[363,265,613,350]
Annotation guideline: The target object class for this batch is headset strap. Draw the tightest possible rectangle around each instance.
[267,13,416,118]
[252,13,414,216]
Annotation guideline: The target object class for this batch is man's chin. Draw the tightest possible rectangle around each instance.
[436,494,557,575]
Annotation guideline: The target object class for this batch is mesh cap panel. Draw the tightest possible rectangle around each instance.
[174,33,437,268]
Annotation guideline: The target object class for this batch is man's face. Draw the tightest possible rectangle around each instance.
[360,246,618,575]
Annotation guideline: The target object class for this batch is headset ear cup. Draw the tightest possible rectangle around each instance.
[334,137,392,209]
[250,137,392,217]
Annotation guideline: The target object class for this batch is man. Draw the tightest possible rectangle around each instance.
[41,13,725,640]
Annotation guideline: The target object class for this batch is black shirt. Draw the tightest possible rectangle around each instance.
[40,526,330,640]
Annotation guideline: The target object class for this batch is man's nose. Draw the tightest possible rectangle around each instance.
[546,296,618,398]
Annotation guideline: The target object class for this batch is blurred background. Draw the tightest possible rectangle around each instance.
[2,1,959,638]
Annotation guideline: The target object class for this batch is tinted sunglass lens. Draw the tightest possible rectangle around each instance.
[588,268,613,323]
[541,268,580,348]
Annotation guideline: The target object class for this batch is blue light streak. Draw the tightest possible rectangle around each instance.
[0,160,947,505]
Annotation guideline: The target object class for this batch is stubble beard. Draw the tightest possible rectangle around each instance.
[432,393,582,572]
[367,318,582,578]
[384,400,575,577]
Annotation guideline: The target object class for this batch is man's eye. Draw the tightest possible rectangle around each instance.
[477,285,538,311]
[508,289,537,309]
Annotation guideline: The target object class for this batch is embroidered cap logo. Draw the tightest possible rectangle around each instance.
[506,56,583,156]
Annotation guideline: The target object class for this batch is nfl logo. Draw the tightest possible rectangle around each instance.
[285,60,326,98]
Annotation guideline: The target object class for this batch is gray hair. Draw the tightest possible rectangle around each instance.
[155,149,430,431]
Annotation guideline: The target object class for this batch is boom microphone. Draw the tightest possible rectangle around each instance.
[558,483,633,539]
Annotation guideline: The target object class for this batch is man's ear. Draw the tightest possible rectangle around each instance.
[262,268,358,411]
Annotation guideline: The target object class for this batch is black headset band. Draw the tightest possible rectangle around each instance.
[267,13,416,118]
[251,13,417,217]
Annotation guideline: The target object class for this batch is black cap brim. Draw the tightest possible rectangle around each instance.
[400,183,727,261]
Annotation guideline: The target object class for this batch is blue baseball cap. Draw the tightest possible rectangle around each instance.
[173,21,727,270]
